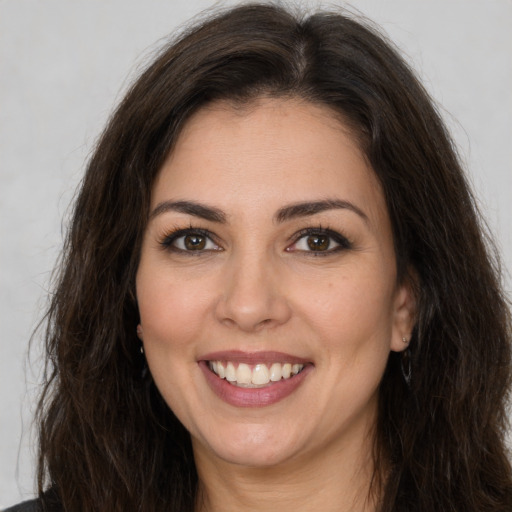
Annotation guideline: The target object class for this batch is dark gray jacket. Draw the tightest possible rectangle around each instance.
[3,499,41,512]
[3,489,60,512]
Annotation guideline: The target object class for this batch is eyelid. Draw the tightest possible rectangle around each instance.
[158,225,351,255]
[160,226,222,252]
[286,227,352,254]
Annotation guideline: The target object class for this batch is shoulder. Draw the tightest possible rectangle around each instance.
[2,498,42,512]
[3,490,61,512]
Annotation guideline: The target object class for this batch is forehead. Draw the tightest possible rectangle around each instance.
[152,97,385,224]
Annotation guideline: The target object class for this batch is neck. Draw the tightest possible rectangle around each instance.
[193,424,380,512]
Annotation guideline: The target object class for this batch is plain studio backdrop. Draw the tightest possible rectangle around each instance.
[1,0,511,507]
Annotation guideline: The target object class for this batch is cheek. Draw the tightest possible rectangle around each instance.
[136,266,211,348]
[297,269,396,353]
[136,266,208,414]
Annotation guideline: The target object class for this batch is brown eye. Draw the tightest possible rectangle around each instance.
[162,229,220,252]
[287,228,350,255]
[184,234,206,250]
[306,235,330,251]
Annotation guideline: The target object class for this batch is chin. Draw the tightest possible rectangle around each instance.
[193,422,303,468]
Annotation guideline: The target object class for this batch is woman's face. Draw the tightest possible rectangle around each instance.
[136,98,414,470]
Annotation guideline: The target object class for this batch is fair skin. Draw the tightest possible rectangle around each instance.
[136,97,415,512]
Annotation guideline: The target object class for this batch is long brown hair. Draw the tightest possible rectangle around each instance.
[37,4,512,511]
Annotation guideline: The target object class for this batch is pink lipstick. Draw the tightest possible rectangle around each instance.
[198,351,313,408]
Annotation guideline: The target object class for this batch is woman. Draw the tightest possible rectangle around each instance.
[6,3,512,511]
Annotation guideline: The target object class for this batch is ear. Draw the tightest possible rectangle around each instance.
[390,271,417,353]
[136,324,144,341]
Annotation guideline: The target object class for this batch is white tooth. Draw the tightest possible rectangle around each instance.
[236,363,252,385]
[216,361,226,379]
[210,361,218,374]
[225,362,237,382]
[292,363,303,375]
[251,364,270,385]
[282,363,292,379]
[235,382,252,388]
[270,363,283,381]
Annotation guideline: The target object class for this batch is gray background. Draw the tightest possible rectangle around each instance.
[1,0,511,507]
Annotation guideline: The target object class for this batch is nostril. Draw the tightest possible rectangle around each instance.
[220,316,273,331]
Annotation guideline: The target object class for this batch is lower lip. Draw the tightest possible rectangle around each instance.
[199,361,312,408]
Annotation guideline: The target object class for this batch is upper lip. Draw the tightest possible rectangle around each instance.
[199,350,311,365]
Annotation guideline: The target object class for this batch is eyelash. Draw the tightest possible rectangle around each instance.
[287,227,352,256]
[159,226,352,255]
[160,226,220,254]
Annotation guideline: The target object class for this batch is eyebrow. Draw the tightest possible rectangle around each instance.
[149,198,368,224]
[275,199,369,224]
[150,200,227,223]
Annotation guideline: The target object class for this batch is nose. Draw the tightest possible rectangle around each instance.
[214,252,292,332]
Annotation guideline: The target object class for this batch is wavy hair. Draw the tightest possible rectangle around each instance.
[36,3,512,511]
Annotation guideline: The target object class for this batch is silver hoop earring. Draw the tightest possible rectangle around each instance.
[401,347,412,386]
[138,341,149,380]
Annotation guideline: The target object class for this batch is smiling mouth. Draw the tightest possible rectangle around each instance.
[208,361,305,388]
